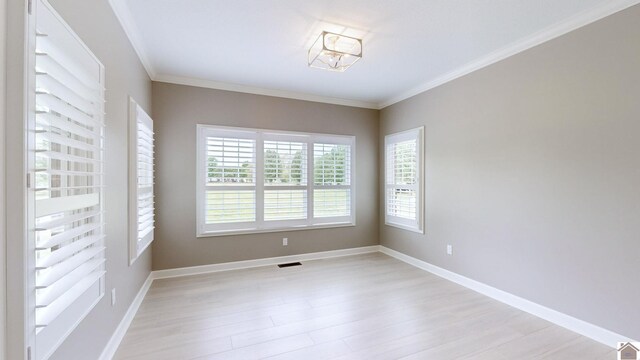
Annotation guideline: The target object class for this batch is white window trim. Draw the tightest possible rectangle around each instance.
[128,97,154,264]
[196,124,356,237]
[385,126,425,234]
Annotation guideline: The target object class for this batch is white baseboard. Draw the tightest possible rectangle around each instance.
[98,273,153,360]
[152,245,380,280]
[379,245,635,348]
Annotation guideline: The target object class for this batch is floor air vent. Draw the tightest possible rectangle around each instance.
[278,262,302,268]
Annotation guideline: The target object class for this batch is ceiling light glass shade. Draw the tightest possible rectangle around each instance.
[308,31,362,72]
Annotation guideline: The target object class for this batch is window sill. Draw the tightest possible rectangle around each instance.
[197,222,356,238]
[385,221,424,234]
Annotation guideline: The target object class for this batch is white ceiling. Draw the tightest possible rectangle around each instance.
[110,0,638,109]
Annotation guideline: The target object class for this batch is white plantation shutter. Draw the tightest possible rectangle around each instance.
[264,190,307,221]
[31,1,105,359]
[263,140,307,185]
[264,140,307,222]
[387,140,417,218]
[129,100,154,263]
[385,127,424,233]
[313,143,352,220]
[199,128,257,233]
[197,126,355,235]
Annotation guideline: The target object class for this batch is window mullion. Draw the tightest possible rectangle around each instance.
[256,133,264,228]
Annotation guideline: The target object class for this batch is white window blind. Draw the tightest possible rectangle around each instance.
[313,143,352,219]
[129,99,154,264]
[31,1,105,359]
[264,140,307,222]
[197,126,355,236]
[202,130,257,232]
[385,127,424,233]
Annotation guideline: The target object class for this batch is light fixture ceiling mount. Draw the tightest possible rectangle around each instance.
[308,31,362,72]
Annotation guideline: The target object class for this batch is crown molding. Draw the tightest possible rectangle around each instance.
[108,0,156,78]
[378,0,640,109]
[109,0,639,110]
[154,74,380,109]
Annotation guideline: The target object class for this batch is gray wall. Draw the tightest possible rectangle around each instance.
[0,0,6,357]
[379,5,640,340]
[151,82,379,270]
[44,1,153,359]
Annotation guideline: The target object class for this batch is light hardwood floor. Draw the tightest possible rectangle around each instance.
[114,253,615,359]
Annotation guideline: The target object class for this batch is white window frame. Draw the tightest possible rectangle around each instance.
[128,98,154,264]
[196,125,356,237]
[385,127,424,233]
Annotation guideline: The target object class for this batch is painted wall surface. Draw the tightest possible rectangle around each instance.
[151,82,379,270]
[379,5,640,340]
[0,0,6,358]
[43,1,153,359]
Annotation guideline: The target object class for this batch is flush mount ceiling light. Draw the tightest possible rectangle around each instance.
[308,31,362,72]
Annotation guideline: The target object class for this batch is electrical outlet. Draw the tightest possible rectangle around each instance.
[283,237,288,246]
[111,288,116,306]
[447,244,453,255]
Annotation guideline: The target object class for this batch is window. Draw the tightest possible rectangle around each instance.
[385,127,424,233]
[197,125,355,236]
[128,98,154,264]
[30,1,106,359]
[264,140,307,222]
[313,143,352,219]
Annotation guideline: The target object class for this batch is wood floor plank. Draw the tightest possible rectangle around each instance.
[263,340,352,360]
[114,253,614,360]
[114,336,232,360]
[455,325,581,359]
[194,334,314,360]
[529,336,613,359]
